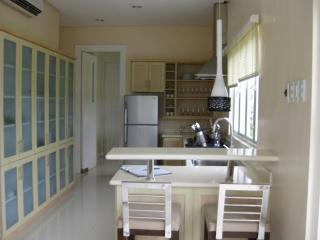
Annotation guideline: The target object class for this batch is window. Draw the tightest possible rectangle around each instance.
[229,75,259,142]
[227,22,260,143]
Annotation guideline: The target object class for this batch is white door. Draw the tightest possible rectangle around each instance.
[81,52,97,170]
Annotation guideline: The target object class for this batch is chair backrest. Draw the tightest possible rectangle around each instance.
[216,183,270,240]
[121,181,172,238]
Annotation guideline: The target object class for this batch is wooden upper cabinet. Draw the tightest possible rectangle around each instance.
[131,61,165,92]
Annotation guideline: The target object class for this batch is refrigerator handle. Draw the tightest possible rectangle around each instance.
[124,125,128,146]
[124,103,128,146]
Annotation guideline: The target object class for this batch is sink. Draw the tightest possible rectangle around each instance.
[184,138,230,166]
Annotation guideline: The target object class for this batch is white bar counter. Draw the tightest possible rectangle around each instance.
[105,147,279,162]
[110,165,271,240]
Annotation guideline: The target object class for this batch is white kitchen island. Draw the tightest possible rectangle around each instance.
[106,147,278,240]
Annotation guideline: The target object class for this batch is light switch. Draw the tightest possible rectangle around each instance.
[287,81,296,103]
[298,79,306,102]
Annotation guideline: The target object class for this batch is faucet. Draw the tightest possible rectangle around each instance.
[212,117,234,148]
[212,117,235,182]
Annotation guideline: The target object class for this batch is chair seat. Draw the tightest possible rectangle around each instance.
[204,204,270,233]
[118,203,181,231]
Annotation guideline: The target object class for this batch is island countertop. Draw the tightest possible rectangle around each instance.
[109,165,271,187]
[105,147,279,162]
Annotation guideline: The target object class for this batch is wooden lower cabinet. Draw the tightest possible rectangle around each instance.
[0,142,74,238]
[161,135,185,166]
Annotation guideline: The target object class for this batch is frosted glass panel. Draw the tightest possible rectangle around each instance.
[21,46,33,152]
[37,51,45,147]
[49,56,56,144]
[49,152,57,197]
[68,63,74,137]
[60,149,65,189]
[5,168,18,229]
[68,145,74,183]
[37,157,46,206]
[23,161,33,216]
[3,39,16,158]
[60,60,66,140]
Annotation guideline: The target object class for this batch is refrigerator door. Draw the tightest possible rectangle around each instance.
[124,95,158,125]
[125,125,158,147]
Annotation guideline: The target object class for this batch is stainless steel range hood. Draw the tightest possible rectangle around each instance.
[195,2,228,78]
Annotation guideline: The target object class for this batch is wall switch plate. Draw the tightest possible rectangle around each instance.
[286,80,306,103]
[287,81,296,103]
[298,79,306,102]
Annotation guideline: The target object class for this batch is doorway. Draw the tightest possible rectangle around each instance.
[75,45,126,175]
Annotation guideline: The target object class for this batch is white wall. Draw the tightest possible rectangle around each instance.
[228,0,313,239]
[0,1,60,50]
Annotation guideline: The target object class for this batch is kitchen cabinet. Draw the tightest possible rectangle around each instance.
[49,151,57,198]
[0,31,75,165]
[161,135,185,166]
[37,156,46,206]
[0,29,75,236]
[163,62,214,119]
[67,144,74,184]
[59,148,66,190]
[131,61,165,92]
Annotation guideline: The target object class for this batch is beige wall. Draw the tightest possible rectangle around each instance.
[0,1,60,50]
[228,0,313,239]
[59,25,213,62]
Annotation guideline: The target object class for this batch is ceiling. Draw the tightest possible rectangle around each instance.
[48,0,218,27]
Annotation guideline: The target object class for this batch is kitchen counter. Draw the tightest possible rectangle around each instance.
[110,164,271,187]
[105,147,279,162]
[110,164,271,240]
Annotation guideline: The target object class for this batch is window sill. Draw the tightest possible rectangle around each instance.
[232,134,257,149]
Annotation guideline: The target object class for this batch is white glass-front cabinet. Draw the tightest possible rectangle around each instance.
[0,30,75,236]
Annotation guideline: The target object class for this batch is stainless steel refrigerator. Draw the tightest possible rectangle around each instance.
[124,95,159,147]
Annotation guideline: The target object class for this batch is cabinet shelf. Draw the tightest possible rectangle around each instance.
[4,95,15,99]
[5,195,17,204]
[22,122,32,126]
[38,179,45,185]
[165,88,175,91]
[177,80,213,83]
[176,97,208,100]
[23,186,32,194]
[4,124,15,128]
[4,64,15,68]
[161,116,212,120]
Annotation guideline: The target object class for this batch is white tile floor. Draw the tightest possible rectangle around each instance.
[10,161,116,240]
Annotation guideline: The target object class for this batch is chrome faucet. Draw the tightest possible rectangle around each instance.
[212,117,235,182]
[212,117,234,148]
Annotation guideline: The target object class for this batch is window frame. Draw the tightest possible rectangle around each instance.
[229,73,259,145]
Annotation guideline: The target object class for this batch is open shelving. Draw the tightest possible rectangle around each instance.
[163,62,214,119]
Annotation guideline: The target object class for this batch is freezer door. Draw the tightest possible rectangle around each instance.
[125,125,158,147]
[124,95,158,124]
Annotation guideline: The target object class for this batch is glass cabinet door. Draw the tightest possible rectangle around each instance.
[49,56,56,144]
[36,51,45,148]
[68,145,74,183]
[37,156,46,206]
[68,63,74,137]
[21,46,33,153]
[59,60,66,140]
[4,167,18,229]
[3,39,17,158]
[59,149,65,190]
[49,152,57,197]
[22,161,33,216]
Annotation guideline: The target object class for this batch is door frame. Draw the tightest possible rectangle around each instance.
[306,0,320,238]
[74,45,127,174]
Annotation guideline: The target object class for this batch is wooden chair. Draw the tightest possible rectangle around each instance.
[204,183,270,240]
[118,181,181,240]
